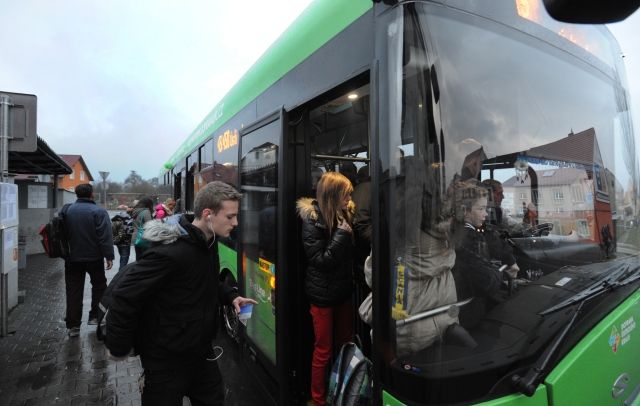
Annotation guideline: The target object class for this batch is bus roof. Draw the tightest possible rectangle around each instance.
[163,0,373,172]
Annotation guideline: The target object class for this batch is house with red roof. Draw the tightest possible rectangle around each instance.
[57,154,94,191]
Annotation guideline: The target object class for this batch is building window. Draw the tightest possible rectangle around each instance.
[576,220,590,237]
[553,189,564,200]
[80,171,85,181]
[70,170,75,180]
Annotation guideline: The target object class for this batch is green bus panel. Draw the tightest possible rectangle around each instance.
[381,386,549,406]
[218,243,238,280]
[544,290,640,406]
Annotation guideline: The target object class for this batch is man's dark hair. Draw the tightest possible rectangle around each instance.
[194,181,241,219]
[75,183,93,198]
[134,197,155,214]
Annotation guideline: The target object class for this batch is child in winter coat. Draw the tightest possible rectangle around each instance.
[154,198,176,220]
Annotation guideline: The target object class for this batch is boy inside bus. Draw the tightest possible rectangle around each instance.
[450,180,513,329]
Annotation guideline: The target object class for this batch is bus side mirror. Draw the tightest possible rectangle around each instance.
[542,0,640,23]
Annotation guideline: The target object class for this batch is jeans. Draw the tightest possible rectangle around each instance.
[64,260,107,328]
[141,359,224,406]
[117,244,131,269]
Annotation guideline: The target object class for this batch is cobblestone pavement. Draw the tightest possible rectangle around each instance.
[0,253,264,406]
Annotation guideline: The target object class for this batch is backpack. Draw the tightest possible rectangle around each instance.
[111,217,125,245]
[96,262,134,343]
[327,342,373,406]
[38,204,71,259]
[111,214,133,245]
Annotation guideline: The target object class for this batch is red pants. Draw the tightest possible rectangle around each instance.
[310,301,353,406]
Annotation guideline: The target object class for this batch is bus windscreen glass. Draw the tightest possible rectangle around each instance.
[379,2,639,403]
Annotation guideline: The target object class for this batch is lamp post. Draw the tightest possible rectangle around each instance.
[99,171,109,208]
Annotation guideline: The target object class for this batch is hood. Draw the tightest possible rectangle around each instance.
[296,197,356,223]
[296,197,318,222]
[142,215,188,245]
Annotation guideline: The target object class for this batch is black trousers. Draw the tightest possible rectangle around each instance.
[141,359,224,406]
[64,260,106,328]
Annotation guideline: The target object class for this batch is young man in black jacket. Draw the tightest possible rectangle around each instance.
[105,181,256,406]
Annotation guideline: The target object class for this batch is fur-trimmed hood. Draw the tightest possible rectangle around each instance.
[296,197,356,224]
[142,214,188,245]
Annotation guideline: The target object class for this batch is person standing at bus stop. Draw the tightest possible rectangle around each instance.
[131,197,154,259]
[64,183,114,337]
[105,181,257,406]
[297,172,355,406]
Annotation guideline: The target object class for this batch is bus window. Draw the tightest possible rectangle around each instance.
[378,2,638,403]
[200,130,239,188]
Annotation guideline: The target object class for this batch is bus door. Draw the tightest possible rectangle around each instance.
[290,76,372,400]
[238,108,292,405]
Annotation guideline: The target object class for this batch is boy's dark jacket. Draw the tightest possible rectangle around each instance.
[105,215,238,369]
[297,197,355,307]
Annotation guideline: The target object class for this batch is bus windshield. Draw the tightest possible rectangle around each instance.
[379,1,639,403]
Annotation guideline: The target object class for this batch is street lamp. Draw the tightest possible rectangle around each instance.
[99,171,109,208]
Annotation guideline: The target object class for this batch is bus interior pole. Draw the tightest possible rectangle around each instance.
[0,94,11,336]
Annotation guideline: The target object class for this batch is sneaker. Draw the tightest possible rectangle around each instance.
[68,327,80,337]
[88,318,98,325]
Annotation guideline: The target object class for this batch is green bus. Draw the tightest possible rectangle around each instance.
[161,0,640,404]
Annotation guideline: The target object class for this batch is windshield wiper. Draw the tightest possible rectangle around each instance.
[539,263,640,316]
[512,262,640,396]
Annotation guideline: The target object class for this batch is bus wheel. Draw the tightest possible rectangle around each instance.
[223,304,239,340]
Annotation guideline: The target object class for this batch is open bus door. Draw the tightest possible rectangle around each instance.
[289,75,372,403]
[238,108,297,405]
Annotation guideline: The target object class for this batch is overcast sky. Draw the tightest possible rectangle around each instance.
[0,1,638,183]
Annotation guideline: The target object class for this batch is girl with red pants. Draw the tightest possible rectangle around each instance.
[297,171,355,406]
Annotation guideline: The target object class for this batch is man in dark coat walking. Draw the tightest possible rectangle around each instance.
[105,181,256,406]
[64,183,114,337]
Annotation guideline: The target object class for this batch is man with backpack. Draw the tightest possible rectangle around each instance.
[105,181,256,406]
[64,183,114,337]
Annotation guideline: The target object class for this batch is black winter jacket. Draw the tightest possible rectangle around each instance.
[105,215,239,369]
[297,198,354,307]
[452,223,504,328]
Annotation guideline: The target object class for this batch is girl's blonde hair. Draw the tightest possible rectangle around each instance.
[316,171,353,235]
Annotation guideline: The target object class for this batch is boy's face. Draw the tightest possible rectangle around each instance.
[209,200,239,237]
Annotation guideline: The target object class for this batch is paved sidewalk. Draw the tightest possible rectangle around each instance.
[0,253,263,406]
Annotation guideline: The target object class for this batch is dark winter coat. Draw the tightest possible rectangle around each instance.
[105,215,239,369]
[65,198,114,262]
[297,198,355,307]
[452,223,504,328]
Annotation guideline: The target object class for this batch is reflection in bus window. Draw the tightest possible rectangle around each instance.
[240,121,279,364]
